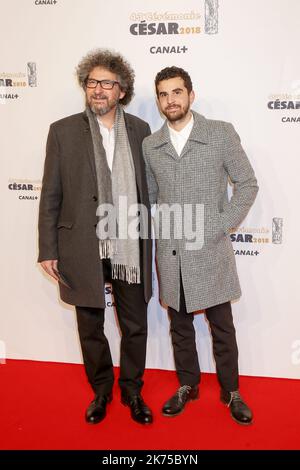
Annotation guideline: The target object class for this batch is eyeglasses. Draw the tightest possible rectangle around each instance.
[85,78,120,90]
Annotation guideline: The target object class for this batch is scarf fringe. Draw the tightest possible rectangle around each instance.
[111,264,140,284]
[99,240,115,259]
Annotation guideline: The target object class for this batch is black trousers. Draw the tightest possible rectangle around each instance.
[75,260,147,396]
[168,276,239,392]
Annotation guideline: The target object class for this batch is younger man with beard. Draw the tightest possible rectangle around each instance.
[143,67,258,425]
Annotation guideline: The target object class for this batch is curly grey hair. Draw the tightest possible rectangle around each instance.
[76,49,135,106]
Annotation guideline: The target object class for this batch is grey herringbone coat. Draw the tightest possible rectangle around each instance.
[143,111,258,312]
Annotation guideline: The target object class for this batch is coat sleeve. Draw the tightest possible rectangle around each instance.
[142,139,158,205]
[220,123,259,234]
[38,124,62,262]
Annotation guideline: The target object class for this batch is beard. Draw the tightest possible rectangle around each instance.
[87,94,118,116]
[163,104,190,122]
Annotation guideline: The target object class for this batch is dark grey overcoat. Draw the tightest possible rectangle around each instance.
[38,111,152,307]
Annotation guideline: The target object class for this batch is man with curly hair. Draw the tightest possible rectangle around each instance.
[38,49,153,425]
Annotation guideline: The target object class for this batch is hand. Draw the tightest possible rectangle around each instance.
[40,259,59,282]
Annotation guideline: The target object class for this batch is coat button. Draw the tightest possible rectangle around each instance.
[92,196,98,201]
[172,250,176,256]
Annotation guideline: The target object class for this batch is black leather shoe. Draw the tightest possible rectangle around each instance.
[221,390,253,425]
[85,393,112,424]
[121,393,153,424]
[162,385,199,417]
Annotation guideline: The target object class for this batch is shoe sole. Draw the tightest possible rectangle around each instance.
[231,414,253,426]
[86,415,106,425]
[162,395,199,418]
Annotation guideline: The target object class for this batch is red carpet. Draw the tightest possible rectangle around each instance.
[0,360,299,450]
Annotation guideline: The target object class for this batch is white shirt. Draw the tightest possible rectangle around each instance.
[97,118,115,171]
[168,113,194,156]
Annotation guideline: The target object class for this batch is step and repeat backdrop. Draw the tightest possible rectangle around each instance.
[1,0,299,378]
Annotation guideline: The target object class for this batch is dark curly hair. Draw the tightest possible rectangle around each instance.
[76,49,135,106]
[155,66,193,96]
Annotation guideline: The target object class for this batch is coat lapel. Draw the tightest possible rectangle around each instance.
[156,121,178,160]
[81,111,98,192]
[180,112,208,158]
[124,113,143,200]
[188,111,209,144]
